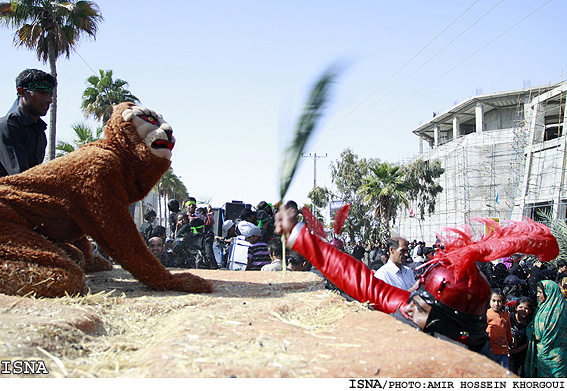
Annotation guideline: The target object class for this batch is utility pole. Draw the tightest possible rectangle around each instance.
[303,153,327,187]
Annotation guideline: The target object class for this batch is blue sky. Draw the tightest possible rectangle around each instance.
[1,0,565,208]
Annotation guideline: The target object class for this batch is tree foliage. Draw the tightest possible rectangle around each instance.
[359,162,410,242]
[307,186,330,209]
[156,168,188,204]
[55,121,103,157]
[153,168,188,224]
[403,159,444,219]
[318,149,444,245]
[81,69,139,122]
[538,210,567,269]
[0,0,102,61]
[327,148,379,245]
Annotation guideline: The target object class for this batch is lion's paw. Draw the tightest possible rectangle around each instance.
[84,254,114,273]
[167,272,213,293]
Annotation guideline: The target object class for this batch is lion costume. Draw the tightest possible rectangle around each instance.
[0,102,213,297]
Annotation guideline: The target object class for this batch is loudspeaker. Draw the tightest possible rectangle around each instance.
[224,202,251,222]
[210,207,223,237]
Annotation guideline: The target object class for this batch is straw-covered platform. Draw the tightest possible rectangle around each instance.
[0,266,513,378]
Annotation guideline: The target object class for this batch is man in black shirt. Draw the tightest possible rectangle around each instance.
[0,69,56,177]
[352,241,366,261]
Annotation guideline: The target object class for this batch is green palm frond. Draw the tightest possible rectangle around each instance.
[155,168,188,201]
[55,141,74,157]
[279,67,339,201]
[538,210,567,266]
[55,121,103,156]
[0,0,103,62]
[360,163,409,205]
[81,69,139,121]
[358,161,410,241]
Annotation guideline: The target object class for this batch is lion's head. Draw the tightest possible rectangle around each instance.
[120,105,175,160]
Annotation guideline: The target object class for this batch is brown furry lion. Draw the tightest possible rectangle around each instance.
[0,102,213,297]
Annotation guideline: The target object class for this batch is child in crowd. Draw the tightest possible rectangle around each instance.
[509,297,533,377]
[486,290,513,369]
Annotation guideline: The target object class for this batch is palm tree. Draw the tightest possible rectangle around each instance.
[0,0,103,160]
[55,121,102,157]
[329,148,378,244]
[81,69,139,123]
[359,162,410,242]
[155,168,188,217]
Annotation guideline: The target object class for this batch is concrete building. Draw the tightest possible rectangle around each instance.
[397,81,567,243]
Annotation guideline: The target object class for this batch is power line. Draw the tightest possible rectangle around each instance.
[71,47,97,74]
[321,0,481,135]
[322,0,554,153]
[308,0,505,153]
[311,0,552,155]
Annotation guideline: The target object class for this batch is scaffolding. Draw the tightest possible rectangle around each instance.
[399,81,567,244]
[503,90,531,220]
[521,83,567,221]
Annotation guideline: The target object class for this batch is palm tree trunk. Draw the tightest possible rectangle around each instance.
[47,32,57,161]
[379,200,391,242]
[158,189,163,227]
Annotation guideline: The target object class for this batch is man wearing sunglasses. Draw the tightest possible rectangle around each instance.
[0,69,56,178]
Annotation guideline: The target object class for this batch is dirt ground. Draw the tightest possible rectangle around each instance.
[0,266,514,378]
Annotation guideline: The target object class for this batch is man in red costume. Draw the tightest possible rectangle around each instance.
[274,205,559,357]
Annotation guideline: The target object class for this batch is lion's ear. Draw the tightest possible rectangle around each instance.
[118,102,137,122]
[122,108,134,122]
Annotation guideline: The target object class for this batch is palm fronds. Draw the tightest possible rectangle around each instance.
[278,66,340,278]
[537,210,567,267]
[55,121,103,157]
[279,67,339,201]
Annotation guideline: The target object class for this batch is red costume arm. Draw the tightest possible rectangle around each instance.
[289,223,410,314]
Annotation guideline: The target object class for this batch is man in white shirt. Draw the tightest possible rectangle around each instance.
[374,237,417,291]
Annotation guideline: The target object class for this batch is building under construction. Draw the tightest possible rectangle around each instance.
[397,81,567,243]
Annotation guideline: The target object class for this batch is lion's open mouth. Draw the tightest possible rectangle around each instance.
[152,139,174,151]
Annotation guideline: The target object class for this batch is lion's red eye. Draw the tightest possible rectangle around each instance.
[139,115,159,125]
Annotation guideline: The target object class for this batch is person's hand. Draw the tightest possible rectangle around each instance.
[274,204,299,237]
[409,280,420,293]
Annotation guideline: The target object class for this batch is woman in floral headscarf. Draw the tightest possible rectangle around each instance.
[525,280,567,377]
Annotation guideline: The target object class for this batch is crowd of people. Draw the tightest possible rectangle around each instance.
[139,199,311,273]
[3,68,564,378]
[332,234,567,378]
[275,206,567,378]
[137,199,567,378]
